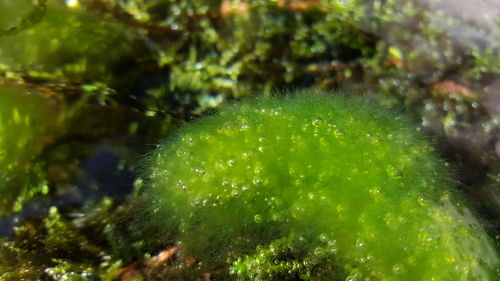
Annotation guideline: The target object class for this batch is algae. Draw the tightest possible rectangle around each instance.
[0,0,498,280]
[139,93,499,280]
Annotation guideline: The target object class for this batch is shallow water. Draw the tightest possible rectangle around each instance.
[0,0,499,280]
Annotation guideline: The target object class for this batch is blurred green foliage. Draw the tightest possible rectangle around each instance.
[0,0,143,85]
[0,86,62,213]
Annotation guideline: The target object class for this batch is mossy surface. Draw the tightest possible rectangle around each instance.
[141,92,499,280]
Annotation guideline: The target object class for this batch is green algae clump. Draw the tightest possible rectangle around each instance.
[140,91,499,280]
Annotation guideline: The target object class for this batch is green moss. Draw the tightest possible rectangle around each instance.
[109,0,374,113]
[140,91,499,280]
[0,86,62,213]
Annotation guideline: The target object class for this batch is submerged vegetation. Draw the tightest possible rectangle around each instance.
[141,93,498,280]
[0,0,499,280]
[0,86,63,213]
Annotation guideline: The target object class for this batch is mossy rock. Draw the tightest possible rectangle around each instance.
[0,86,62,213]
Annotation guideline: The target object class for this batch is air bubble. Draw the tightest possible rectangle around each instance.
[240,124,250,131]
[319,233,328,242]
[253,178,263,185]
[336,204,345,213]
[386,165,401,179]
[356,239,365,248]
[368,188,381,200]
[176,148,186,157]
[334,129,345,137]
[271,213,283,222]
[312,117,323,127]
[327,239,337,249]
[193,167,205,175]
[392,264,405,275]
[314,247,325,256]
[384,213,394,226]
[253,214,263,223]
[417,197,428,207]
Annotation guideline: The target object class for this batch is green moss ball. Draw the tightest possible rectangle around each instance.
[141,91,499,280]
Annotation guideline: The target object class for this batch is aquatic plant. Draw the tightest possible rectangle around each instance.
[0,86,62,213]
[0,1,498,280]
[140,91,499,280]
[0,0,141,85]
